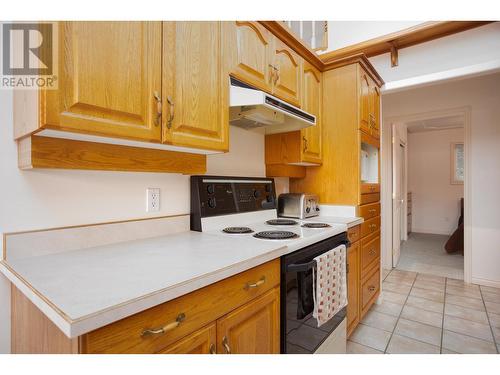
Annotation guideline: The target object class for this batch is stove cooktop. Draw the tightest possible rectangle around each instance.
[253,231,299,240]
[301,222,332,229]
[222,227,254,234]
[266,219,298,226]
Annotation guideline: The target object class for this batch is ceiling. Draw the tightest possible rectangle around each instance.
[406,114,464,133]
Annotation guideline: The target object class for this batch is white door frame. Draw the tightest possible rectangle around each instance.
[381,106,472,282]
[392,130,407,268]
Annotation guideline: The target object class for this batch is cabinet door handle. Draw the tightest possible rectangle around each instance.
[302,136,308,152]
[153,91,162,126]
[368,285,376,292]
[369,248,376,256]
[222,336,231,354]
[166,96,174,129]
[141,313,185,337]
[244,276,266,290]
[209,343,216,354]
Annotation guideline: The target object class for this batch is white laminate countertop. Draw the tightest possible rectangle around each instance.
[2,219,351,338]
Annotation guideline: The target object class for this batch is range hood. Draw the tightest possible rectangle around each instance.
[229,77,316,135]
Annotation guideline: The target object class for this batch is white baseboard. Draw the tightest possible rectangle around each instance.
[471,276,500,288]
[411,228,452,236]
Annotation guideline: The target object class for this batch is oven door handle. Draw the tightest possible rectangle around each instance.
[286,260,317,273]
[285,240,350,273]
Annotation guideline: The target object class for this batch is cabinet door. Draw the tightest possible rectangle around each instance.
[346,241,360,337]
[50,22,162,142]
[300,61,322,164]
[225,21,273,92]
[216,287,280,354]
[371,85,381,139]
[359,71,371,135]
[157,323,216,354]
[162,22,229,152]
[272,38,302,107]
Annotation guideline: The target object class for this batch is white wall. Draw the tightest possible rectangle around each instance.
[407,128,464,235]
[383,72,500,286]
[0,87,265,353]
[370,23,500,89]
[322,21,423,52]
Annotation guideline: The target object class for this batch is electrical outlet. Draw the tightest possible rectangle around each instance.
[146,188,160,212]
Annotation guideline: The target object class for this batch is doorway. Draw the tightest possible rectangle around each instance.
[382,107,470,281]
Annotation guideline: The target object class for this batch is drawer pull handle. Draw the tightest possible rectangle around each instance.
[369,224,377,230]
[244,276,266,290]
[209,343,216,354]
[141,313,186,337]
[222,336,231,354]
[368,285,376,292]
[369,186,376,192]
[369,209,377,214]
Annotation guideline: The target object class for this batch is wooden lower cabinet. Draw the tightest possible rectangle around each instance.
[216,287,280,354]
[346,240,360,337]
[158,323,217,354]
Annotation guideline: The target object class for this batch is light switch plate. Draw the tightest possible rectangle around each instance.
[146,188,160,212]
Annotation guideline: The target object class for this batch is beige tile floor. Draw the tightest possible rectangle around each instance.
[396,233,464,279]
[347,269,500,354]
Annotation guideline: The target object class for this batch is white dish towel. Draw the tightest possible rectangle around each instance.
[312,244,347,327]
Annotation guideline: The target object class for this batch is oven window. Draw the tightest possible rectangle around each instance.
[284,270,345,354]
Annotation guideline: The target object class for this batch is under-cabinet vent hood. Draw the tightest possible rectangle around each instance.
[229,77,316,135]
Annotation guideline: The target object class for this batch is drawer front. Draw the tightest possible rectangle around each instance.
[347,225,361,244]
[360,183,380,194]
[358,202,380,221]
[361,266,380,310]
[360,231,380,273]
[360,216,381,238]
[360,193,380,205]
[81,259,280,353]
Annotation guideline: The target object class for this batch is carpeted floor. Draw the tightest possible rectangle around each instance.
[395,232,464,280]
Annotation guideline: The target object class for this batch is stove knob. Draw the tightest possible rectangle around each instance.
[206,184,215,195]
[266,195,274,203]
[208,197,216,208]
[306,207,311,213]
[253,189,261,198]
[316,206,321,212]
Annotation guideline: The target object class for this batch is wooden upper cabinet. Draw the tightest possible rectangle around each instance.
[157,323,216,354]
[300,61,322,164]
[225,21,273,93]
[48,22,162,142]
[216,287,280,354]
[359,70,371,136]
[358,66,380,139]
[371,85,381,139]
[272,38,302,107]
[162,22,228,152]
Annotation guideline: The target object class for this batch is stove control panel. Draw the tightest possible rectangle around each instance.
[190,176,277,231]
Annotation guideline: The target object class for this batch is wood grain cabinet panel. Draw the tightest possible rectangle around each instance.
[272,38,302,107]
[360,231,380,273]
[358,202,380,221]
[346,241,360,337]
[359,71,371,135]
[157,323,216,354]
[216,287,280,354]
[162,22,228,152]
[360,216,381,238]
[49,21,162,142]
[361,266,380,319]
[225,21,273,92]
[300,61,322,164]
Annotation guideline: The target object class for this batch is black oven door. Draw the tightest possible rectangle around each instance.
[280,232,348,354]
